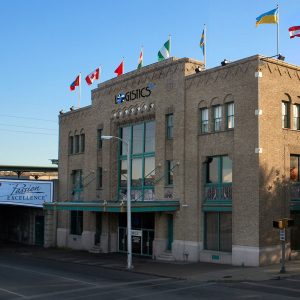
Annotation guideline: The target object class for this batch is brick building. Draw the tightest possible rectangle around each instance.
[44,55,300,266]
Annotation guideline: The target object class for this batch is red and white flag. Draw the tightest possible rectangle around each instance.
[289,26,300,39]
[114,60,124,77]
[85,67,100,85]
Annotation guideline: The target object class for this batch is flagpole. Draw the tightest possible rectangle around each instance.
[78,73,81,108]
[204,24,207,69]
[169,34,171,57]
[277,4,279,56]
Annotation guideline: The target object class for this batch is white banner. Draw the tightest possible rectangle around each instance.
[0,179,53,207]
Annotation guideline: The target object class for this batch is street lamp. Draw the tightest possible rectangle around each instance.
[101,135,133,270]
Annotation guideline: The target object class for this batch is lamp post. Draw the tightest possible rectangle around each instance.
[101,135,132,270]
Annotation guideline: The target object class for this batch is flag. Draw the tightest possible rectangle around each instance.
[70,74,80,91]
[114,61,124,76]
[158,38,170,61]
[256,8,278,27]
[200,29,205,55]
[137,49,143,69]
[289,26,300,39]
[85,67,100,85]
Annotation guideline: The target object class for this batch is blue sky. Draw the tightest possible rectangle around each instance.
[1,0,300,166]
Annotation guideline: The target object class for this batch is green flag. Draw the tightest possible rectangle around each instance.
[158,38,170,61]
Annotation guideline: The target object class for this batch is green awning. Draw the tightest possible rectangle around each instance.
[44,200,180,213]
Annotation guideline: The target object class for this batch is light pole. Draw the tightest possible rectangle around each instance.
[101,135,133,270]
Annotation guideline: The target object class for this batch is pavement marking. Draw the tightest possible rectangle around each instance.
[69,278,185,300]
[0,287,26,298]
[286,278,300,282]
[243,282,300,294]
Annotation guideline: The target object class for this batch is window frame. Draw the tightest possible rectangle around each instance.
[97,128,103,150]
[293,104,300,130]
[97,167,103,189]
[282,101,290,129]
[200,108,209,133]
[213,105,222,132]
[70,211,83,235]
[166,113,174,139]
[166,160,174,186]
[226,102,234,129]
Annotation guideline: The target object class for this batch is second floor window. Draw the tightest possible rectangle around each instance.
[69,136,74,154]
[207,156,232,184]
[166,114,173,139]
[226,102,234,129]
[293,104,300,130]
[166,160,175,185]
[290,155,300,182]
[74,135,80,153]
[200,108,209,133]
[80,133,85,152]
[213,106,222,132]
[282,101,290,129]
[97,129,103,149]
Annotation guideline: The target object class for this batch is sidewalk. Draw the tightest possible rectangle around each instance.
[2,243,300,282]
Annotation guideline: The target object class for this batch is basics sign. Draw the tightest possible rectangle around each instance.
[0,179,53,207]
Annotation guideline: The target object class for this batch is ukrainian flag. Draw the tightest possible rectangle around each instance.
[256,8,278,27]
[200,29,205,55]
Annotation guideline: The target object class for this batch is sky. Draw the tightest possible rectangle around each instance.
[1,0,300,166]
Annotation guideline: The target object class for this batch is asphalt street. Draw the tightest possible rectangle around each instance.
[1,251,300,299]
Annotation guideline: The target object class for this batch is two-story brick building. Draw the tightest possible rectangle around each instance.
[44,55,300,266]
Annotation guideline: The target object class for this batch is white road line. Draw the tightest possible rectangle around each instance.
[286,278,300,282]
[69,278,184,300]
[22,278,172,299]
[0,287,26,298]
[243,281,300,293]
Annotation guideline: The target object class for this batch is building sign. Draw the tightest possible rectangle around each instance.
[0,179,53,208]
[131,230,142,237]
[115,83,156,104]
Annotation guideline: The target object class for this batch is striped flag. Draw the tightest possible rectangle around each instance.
[200,29,205,55]
[289,26,300,39]
[256,8,278,27]
[158,38,170,61]
[70,74,80,91]
[137,48,143,69]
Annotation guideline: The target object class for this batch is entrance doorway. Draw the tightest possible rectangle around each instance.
[118,212,154,256]
[35,215,44,246]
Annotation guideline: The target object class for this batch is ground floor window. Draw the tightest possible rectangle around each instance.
[291,211,300,250]
[70,211,83,235]
[204,212,232,252]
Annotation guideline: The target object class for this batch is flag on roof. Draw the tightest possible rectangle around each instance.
[70,74,80,91]
[256,8,278,27]
[200,29,205,55]
[114,60,124,77]
[158,38,170,61]
[137,48,143,69]
[85,67,100,85]
[289,26,300,39]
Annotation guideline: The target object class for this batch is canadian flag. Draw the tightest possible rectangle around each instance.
[114,60,124,77]
[85,67,100,85]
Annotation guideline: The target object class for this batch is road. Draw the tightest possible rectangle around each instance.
[1,251,300,299]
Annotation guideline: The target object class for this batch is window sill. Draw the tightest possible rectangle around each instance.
[198,129,234,136]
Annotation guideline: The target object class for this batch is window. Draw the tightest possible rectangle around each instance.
[290,155,300,182]
[213,105,222,131]
[226,102,234,129]
[293,104,300,130]
[166,114,173,139]
[119,121,155,201]
[282,101,290,128]
[207,156,232,184]
[70,211,83,235]
[97,129,103,149]
[72,169,83,200]
[205,212,232,252]
[200,108,209,133]
[291,211,300,250]
[166,160,175,185]
[97,167,103,189]
[69,136,74,154]
[80,133,85,152]
[74,134,80,153]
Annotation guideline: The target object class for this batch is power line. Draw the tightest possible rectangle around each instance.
[0,114,57,123]
[0,128,58,136]
[0,123,57,131]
